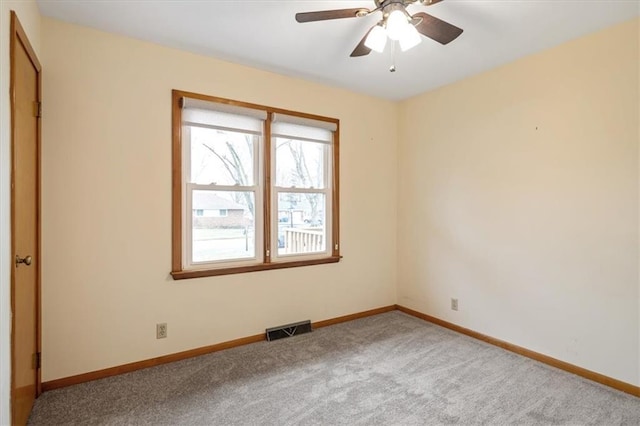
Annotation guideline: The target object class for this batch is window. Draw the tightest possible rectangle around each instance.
[171,90,340,279]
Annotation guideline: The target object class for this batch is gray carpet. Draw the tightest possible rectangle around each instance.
[29,311,640,425]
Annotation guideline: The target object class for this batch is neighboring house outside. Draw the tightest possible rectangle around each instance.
[278,196,323,226]
[192,192,249,228]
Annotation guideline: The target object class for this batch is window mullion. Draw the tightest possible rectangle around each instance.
[324,143,331,190]
[325,142,333,254]
[185,187,194,269]
[263,113,272,263]
[182,126,192,270]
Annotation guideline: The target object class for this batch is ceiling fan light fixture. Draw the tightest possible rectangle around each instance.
[364,25,387,52]
[295,1,464,59]
[386,9,409,41]
[399,24,422,51]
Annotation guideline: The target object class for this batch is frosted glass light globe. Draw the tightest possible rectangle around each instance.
[364,25,388,52]
[386,10,408,41]
[399,24,421,51]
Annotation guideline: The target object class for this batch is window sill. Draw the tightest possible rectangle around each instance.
[171,255,342,280]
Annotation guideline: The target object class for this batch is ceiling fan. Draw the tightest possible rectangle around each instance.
[295,0,463,57]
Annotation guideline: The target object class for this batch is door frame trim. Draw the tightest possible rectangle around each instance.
[9,10,43,417]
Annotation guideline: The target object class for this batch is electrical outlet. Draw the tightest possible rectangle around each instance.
[156,323,167,339]
[451,298,458,311]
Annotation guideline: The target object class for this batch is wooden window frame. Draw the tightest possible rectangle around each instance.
[171,90,341,280]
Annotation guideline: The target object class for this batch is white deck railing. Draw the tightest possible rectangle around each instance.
[283,228,324,254]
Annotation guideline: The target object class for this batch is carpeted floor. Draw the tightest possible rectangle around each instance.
[29,311,640,425]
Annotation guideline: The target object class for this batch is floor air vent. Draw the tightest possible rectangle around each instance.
[266,320,312,341]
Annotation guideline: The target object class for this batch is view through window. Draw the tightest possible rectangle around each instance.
[171,91,340,278]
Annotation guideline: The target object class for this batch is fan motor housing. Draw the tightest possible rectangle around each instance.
[375,0,418,8]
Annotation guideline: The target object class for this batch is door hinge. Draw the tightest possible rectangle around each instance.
[33,352,41,369]
[34,101,42,118]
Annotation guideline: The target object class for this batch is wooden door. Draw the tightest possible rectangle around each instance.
[10,11,42,426]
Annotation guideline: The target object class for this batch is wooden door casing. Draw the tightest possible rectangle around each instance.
[10,10,42,426]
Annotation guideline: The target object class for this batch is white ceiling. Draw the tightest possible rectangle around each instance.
[36,0,639,101]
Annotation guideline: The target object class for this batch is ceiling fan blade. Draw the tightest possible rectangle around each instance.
[421,0,446,5]
[296,8,369,23]
[350,27,373,57]
[412,12,463,45]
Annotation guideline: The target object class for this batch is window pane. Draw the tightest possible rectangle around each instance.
[189,126,256,186]
[192,190,255,263]
[275,138,325,189]
[277,192,326,255]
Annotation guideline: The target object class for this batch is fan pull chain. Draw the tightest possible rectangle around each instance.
[389,41,397,72]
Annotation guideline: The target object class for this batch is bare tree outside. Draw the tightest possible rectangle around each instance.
[202,133,256,218]
[276,138,324,226]
[188,127,257,262]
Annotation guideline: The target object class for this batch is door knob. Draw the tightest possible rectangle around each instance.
[15,255,32,267]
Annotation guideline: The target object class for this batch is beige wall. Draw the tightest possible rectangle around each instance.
[30,13,640,389]
[398,18,639,386]
[0,2,42,423]
[40,18,398,381]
